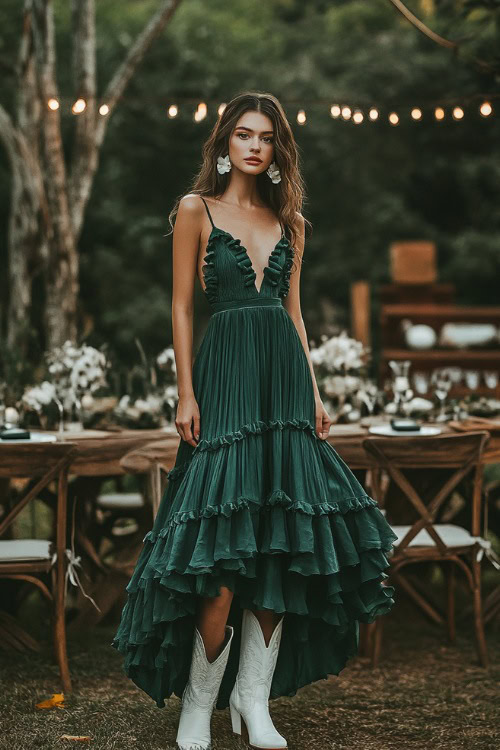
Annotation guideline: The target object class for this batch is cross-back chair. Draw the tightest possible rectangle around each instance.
[0,441,78,692]
[362,431,491,668]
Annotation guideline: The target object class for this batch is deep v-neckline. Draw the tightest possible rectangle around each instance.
[208,225,286,295]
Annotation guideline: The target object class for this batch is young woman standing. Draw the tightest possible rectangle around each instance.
[113,91,398,750]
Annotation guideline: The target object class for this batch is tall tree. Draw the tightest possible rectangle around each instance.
[0,0,183,355]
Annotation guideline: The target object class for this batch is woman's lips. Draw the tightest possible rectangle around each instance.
[244,158,262,164]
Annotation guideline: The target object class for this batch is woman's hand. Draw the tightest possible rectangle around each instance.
[175,394,201,447]
[315,397,332,440]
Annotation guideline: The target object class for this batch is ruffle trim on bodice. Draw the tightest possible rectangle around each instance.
[279,241,295,299]
[205,228,294,300]
[225,235,257,289]
[262,236,290,289]
[201,232,218,305]
[166,417,319,483]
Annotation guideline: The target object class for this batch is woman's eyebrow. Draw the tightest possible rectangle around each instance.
[235,126,274,135]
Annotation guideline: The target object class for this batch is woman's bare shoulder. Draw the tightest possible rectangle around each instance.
[177,192,205,219]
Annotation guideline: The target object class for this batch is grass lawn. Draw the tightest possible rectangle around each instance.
[0,586,498,750]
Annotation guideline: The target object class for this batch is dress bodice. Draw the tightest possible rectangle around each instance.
[199,197,294,307]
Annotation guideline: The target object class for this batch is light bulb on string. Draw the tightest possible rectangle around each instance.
[352,110,364,124]
[480,101,492,117]
[218,103,226,116]
[72,98,86,114]
[47,97,59,111]
[452,106,464,120]
[434,107,445,120]
[368,108,379,121]
[297,109,306,124]
[341,106,351,120]
[330,104,341,118]
[388,112,399,126]
[194,102,207,121]
[99,104,109,116]
[411,108,422,120]
[168,104,178,118]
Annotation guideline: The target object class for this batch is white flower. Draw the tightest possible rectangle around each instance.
[22,381,57,411]
[217,155,231,174]
[266,162,281,184]
[157,347,176,373]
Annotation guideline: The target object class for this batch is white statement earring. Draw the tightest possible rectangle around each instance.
[217,154,232,174]
[266,161,281,184]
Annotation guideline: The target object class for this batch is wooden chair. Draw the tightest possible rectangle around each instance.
[67,440,170,632]
[362,431,491,668]
[0,442,78,692]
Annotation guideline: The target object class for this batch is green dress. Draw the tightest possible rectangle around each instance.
[112,196,398,710]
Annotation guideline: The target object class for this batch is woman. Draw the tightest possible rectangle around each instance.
[112,91,398,750]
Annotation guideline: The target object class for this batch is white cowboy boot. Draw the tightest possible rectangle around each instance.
[229,609,287,750]
[176,624,234,750]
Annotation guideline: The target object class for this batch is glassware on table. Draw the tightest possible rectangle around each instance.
[483,370,499,390]
[431,367,454,422]
[412,371,430,396]
[388,359,414,417]
[464,369,480,391]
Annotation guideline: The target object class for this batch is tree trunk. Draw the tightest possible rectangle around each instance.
[2,0,183,354]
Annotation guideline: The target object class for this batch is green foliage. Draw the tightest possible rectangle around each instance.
[1,0,499,371]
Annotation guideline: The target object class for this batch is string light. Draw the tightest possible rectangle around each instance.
[480,101,492,117]
[71,98,86,114]
[45,96,500,125]
[194,102,207,121]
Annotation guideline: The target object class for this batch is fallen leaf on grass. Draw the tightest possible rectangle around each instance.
[35,693,65,709]
[60,736,92,742]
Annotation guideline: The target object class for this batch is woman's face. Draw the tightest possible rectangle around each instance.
[228,110,275,177]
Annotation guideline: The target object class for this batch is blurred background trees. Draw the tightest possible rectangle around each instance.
[1,0,499,375]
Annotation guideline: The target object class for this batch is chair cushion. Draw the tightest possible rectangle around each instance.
[96,492,144,510]
[392,523,485,549]
[0,539,52,562]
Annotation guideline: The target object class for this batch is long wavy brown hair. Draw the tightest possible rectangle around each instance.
[167,91,311,269]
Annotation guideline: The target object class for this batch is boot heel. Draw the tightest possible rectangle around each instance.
[229,701,241,735]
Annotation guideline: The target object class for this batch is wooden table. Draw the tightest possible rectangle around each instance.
[38,420,500,474]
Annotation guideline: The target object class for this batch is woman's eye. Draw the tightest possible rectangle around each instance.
[237,133,273,143]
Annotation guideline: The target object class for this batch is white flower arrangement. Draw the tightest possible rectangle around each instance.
[22,381,57,412]
[45,340,109,411]
[310,331,368,373]
[20,340,110,429]
[310,331,372,422]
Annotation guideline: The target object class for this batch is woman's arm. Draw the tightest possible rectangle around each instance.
[283,212,332,440]
[171,194,205,447]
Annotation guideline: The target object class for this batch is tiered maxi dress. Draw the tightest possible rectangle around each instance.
[112,196,399,710]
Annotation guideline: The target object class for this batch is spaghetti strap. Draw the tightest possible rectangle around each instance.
[200,196,215,229]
